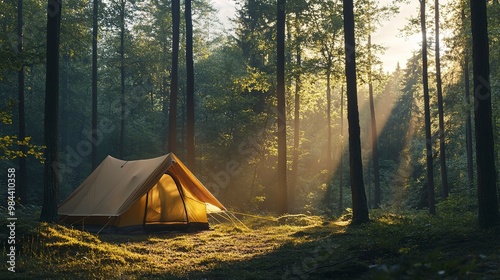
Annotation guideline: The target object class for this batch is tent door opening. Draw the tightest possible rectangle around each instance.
[143,173,189,230]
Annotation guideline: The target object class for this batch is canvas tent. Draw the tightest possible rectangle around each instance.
[58,153,226,232]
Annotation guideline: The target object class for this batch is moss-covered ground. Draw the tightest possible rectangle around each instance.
[2,199,499,279]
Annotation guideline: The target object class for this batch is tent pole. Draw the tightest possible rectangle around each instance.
[97,217,114,235]
[168,172,190,225]
[142,191,149,232]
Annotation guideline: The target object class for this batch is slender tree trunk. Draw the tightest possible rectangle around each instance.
[470,0,500,227]
[61,54,69,150]
[324,67,333,209]
[368,34,381,208]
[420,0,436,215]
[462,7,474,190]
[17,0,27,204]
[91,0,98,169]
[276,0,287,214]
[169,0,180,154]
[434,0,449,198]
[343,0,369,224]
[185,0,195,169]
[291,44,301,211]
[41,0,62,222]
[367,160,372,208]
[326,70,332,170]
[368,76,380,208]
[339,85,344,212]
[119,0,126,158]
[161,42,169,152]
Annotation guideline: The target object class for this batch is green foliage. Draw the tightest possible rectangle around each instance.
[1,102,44,162]
[234,66,273,93]
[1,135,45,161]
[1,100,14,125]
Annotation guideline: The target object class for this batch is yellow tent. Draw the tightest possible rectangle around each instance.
[58,153,225,232]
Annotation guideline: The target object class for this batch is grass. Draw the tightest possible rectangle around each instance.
[1,202,500,279]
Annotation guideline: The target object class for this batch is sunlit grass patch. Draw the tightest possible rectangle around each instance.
[1,205,498,279]
[42,224,145,263]
[7,223,147,279]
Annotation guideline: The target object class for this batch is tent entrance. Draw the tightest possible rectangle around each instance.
[143,173,189,230]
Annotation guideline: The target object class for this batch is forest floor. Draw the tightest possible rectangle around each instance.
[2,199,500,279]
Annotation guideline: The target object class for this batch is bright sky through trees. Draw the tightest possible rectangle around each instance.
[212,0,236,29]
[212,0,448,72]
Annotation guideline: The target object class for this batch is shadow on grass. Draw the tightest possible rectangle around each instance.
[167,213,497,280]
[170,222,373,280]
[2,209,499,280]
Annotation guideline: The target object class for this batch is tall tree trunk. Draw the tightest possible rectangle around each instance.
[326,70,332,170]
[434,0,449,198]
[169,0,180,154]
[17,0,27,204]
[462,7,474,190]
[323,70,333,209]
[162,42,169,152]
[291,43,301,211]
[119,0,126,158]
[339,85,344,212]
[368,34,381,208]
[276,0,287,214]
[367,160,372,208]
[420,0,436,215]
[185,0,195,169]
[61,54,69,152]
[91,0,98,169]
[41,0,62,222]
[470,0,500,227]
[343,0,369,224]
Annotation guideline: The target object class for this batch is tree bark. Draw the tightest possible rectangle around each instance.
[91,0,98,169]
[326,70,332,170]
[169,0,180,154]
[40,0,62,222]
[339,85,344,212]
[343,0,369,224]
[469,0,500,227]
[61,54,69,152]
[291,42,301,211]
[276,0,287,214]
[420,0,436,215]
[185,0,195,169]
[17,0,27,204]
[368,34,381,208]
[434,0,449,198]
[462,7,474,190]
[119,0,126,158]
